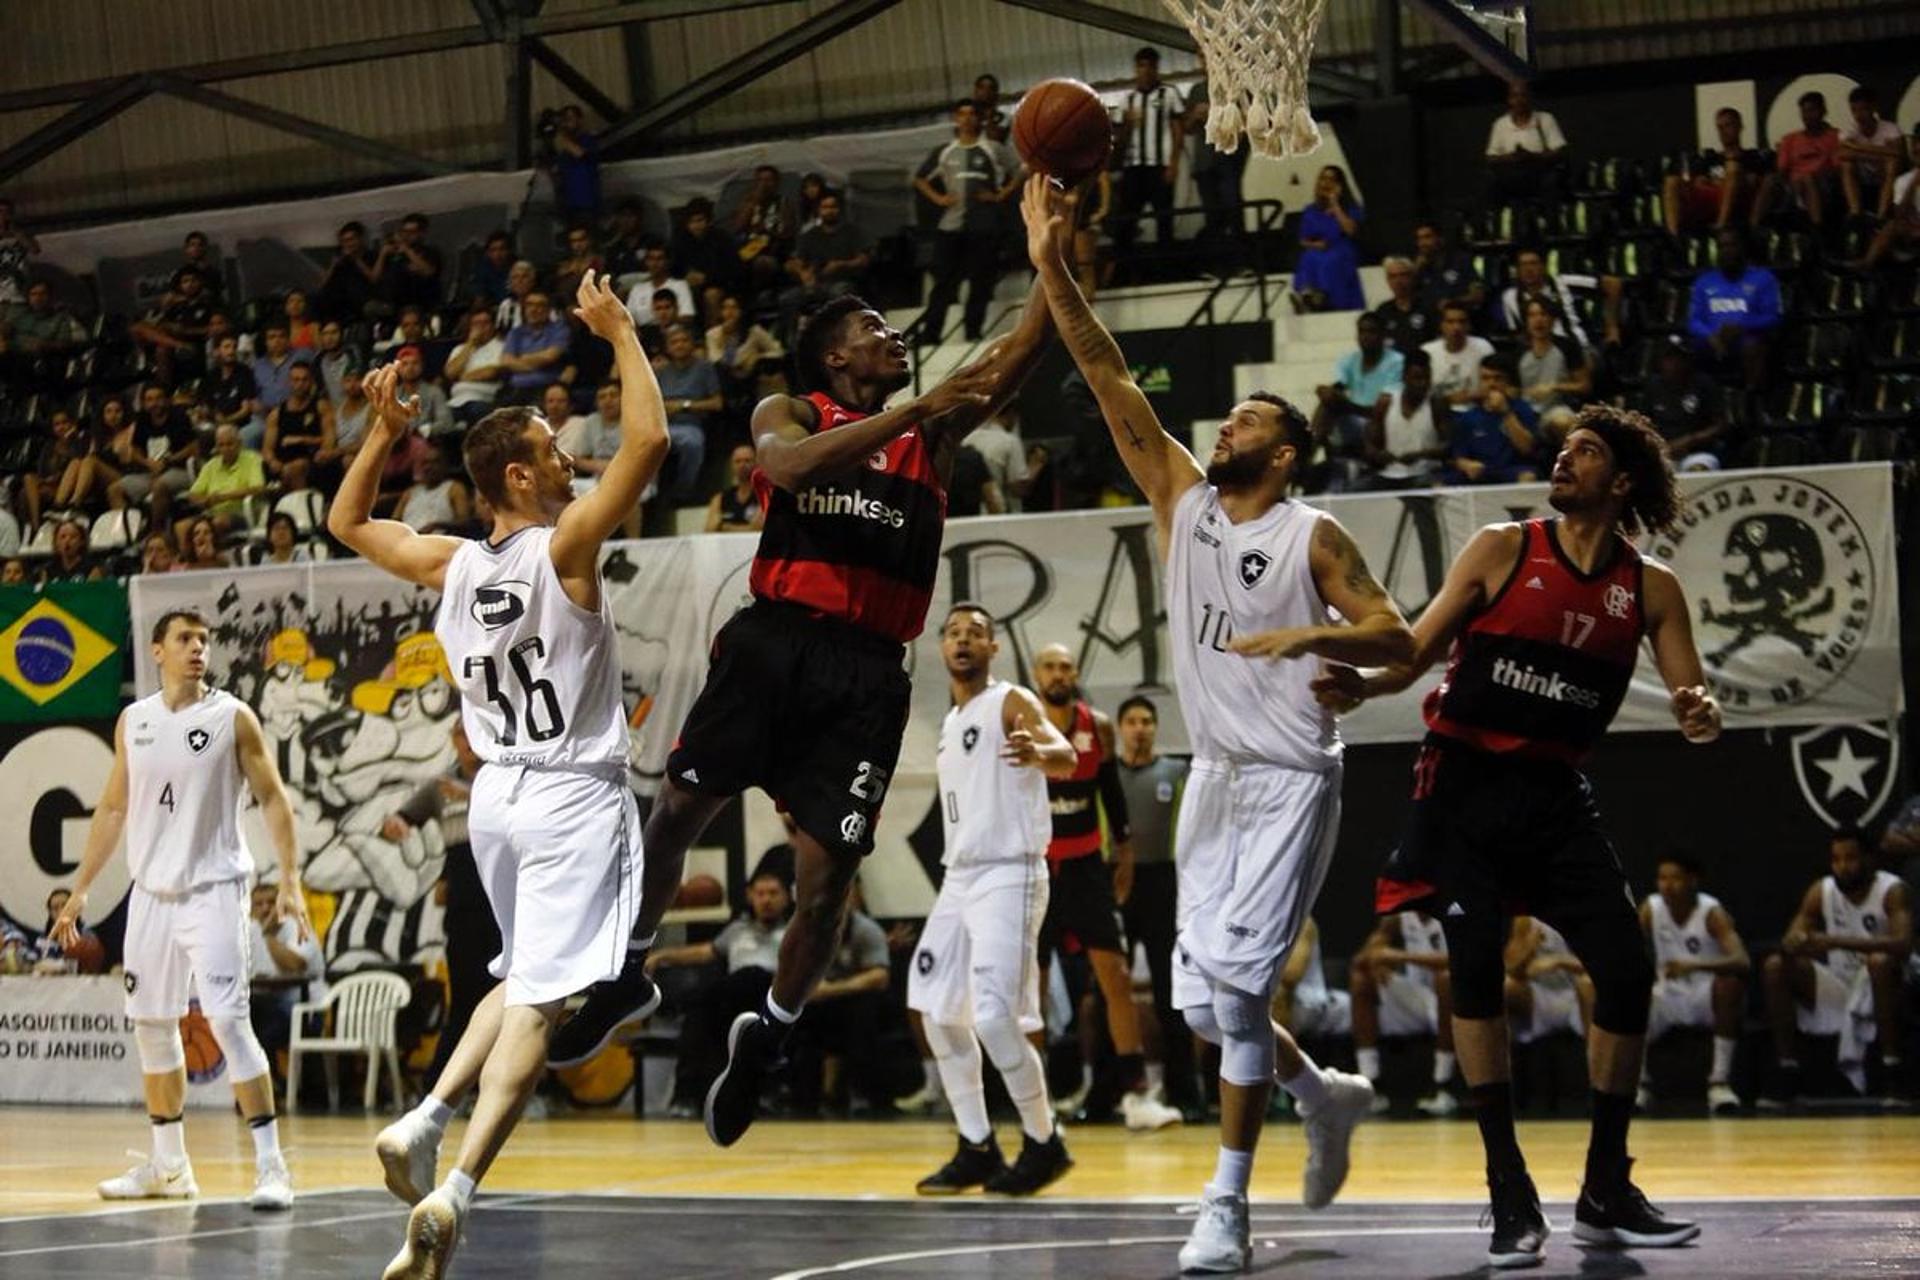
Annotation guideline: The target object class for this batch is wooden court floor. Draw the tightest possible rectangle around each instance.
[5,1107,1916,1217]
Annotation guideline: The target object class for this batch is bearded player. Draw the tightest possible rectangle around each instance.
[1316,406,1719,1268]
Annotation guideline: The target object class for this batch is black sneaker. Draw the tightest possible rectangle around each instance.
[547,953,661,1069]
[1755,1062,1801,1113]
[1573,1159,1700,1248]
[704,1011,784,1148]
[983,1129,1073,1196]
[915,1135,1006,1195]
[1483,1168,1550,1269]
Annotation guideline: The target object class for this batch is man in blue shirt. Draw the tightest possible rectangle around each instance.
[1688,226,1779,390]
[1443,354,1540,485]
[1312,313,1404,491]
[498,292,572,402]
[654,323,724,501]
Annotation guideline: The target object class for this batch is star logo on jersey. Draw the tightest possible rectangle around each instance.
[1238,549,1272,589]
[471,582,530,631]
[962,725,980,753]
[1685,936,1702,954]
[915,949,935,976]
[0,597,117,707]
[1603,583,1632,620]
[186,728,211,754]
[123,971,137,995]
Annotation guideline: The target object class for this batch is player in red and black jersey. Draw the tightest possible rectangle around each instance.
[549,209,1063,1146]
[1316,406,1720,1269]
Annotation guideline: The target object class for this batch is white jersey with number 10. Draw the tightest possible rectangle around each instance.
[435,526,629,770]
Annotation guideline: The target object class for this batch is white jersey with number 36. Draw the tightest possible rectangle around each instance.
[124,688,252,894]
[436,526,629,771]
[936,679,1051,867]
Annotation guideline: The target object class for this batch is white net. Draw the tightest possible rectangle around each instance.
[1161,0,1328,159]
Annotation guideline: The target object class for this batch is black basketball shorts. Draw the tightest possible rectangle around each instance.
[666,600,911,859]
[1038,851,1126,957]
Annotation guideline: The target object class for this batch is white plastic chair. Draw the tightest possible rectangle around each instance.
[287,970,411,1112]
[274,488,327,535]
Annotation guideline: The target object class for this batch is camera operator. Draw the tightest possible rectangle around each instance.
[543,105,602,220]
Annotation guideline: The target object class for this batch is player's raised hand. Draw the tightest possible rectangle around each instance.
[923,359,998,418]
[50,891,86,950]
[1230,627,1317,662]
[1020,172,1071,270]
[573,269,633,342]
[1001,728,1043,769]
[363,363,419,433]
[1671,685,1721,743]
[1311,663,1368,713]
[277,879,314,943]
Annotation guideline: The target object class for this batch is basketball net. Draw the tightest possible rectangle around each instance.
[1160,0,1326,158]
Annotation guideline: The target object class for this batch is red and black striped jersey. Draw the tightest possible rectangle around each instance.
[1046,700,1105,865]
[1424,519,1644,763]
[748,391,947,643]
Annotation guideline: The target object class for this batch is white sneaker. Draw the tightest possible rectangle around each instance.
[1178,1184,1251,1273]
[1708,1082,1742,1115]
[376,1117,441,1207]
[1366,1088,1391,1116]
[1635,1083,1654,1111]
[382,1189,464,1280]
[895,1084,949,1116]
[1298,1070,1372,1210]
[1121,1090,1184,1132]
[250,1155,294,1211]
[98,1153,197,1201]
[1415,1088,1459,1118]
[1053,1081,1090,1120]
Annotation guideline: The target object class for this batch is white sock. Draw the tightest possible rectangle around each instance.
[764,993,799,1026]
[1433,1050,1456,1085]
[1355,1047,1381,1081]
[443,1169,476,1211]
[249,1118,281,1165]
[1279,1050,1330,1110]
[152,1118,187,1166]
[632,933,656,952]
[1711,1036,1736,1084]
[1212,1146,1254,1195]
[413,1096,454,1133]
[1884,1054,1904,1068]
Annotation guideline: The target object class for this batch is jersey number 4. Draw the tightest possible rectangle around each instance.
[466,638,567,747]
[159,783,175,812]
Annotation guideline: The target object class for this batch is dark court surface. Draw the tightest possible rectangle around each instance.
[3,1192,1916,1279]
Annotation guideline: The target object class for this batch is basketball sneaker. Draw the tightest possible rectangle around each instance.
[1120,1090,1184,1132]
[1177,1184,1251,1273]
[916,1134,1006,1194]
[1707,1082,1742,1115]
[1572,1158,1700,1248]
[376,1114,442,1206]
[1756,1062,1801,1112]
[1484,1168,1550,1269]
[1415,1088,1459,1118]
[705,1011,784,1147]
[1298,1069,1373,1209]
[984,1129,1074,1196]
[250,1154,294,1211]
[382,1188,464,1280]
[98,1153,197,1200]
[547,952,663,1069]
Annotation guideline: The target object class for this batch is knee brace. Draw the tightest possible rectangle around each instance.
[973,1016,1029,1074]
[1213,985,1276,1086]
[1440,914,1507,1022]
[134,1018,185,1075]
[208,1015,271,1083]
[1182,1000,1224,1047]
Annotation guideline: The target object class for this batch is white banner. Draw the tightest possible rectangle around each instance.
[128,464,1901,922]
[0,977,230,1106]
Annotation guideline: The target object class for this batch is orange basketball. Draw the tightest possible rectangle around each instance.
[64,933,106,974]
[674,873,725,909]
[1013,78,1113,182]
[180,1005,225,1083]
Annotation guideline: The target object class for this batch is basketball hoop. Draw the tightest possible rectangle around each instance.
[1161,0,1327,158]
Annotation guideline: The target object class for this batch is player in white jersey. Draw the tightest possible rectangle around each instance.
[1762,829,1912,1106]
[909,602,1079,1195]
[1350,910,1458,1115]
[1636,851,1749,1113]
[328,273,668,1280]
[1022,175,1415,1274]
[52,608,309,1211]
[1505,917,1594,1045]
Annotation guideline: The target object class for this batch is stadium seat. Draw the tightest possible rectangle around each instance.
[1866,317,1920,371]
[1642,281,1691,334]
[1465,251,1511,293]
[1664,233,1715,280]
[1540,199,1611,245]
[88,507,146,552]
[1758,228,1815,272]
[274,489,328,535]
[1795,271,1874,321]
[1463,205,1536,251]
[1780,322,1855,381]
[1831,425,1908,462]
[1543,244,1597,278]
[1758,381,1845,432]
[1601,238,1666,281]
[287,970,411,1113]
[1734,432,1824,468]
[1569,156,1644,198]
[1880,269,1920,317]
[1848,372,1918,425]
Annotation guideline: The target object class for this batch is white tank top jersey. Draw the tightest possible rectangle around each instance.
[124,688,253,894]
[1378,398,1440,481]
[435,525,629,771]
[1166,483,1338,770]
[1649,891,1726,982]
[936,679,1052,867]
[1819,872,1899,987]
[1530,920,1576,991]
[1398,910,1447,990]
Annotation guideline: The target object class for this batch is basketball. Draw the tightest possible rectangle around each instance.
[1013,78,1112,181]
[674,873,724,908]
[179,1006,225,1083]
[64,934,106,974]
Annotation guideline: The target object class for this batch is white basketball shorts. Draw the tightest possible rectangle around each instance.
[908,858,1048,1034]
[1377,970,1441,1037]
[123,876,252,1021]
[1647,975,1714,1041]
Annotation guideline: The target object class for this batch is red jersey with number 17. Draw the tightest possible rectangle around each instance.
[1423,519,1644,763]
[749,391,947,643]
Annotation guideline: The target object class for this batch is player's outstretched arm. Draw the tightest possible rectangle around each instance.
[1643,559,1721,743]
[1000,685,1077,778]
[1229,516,1414,668]
[51,710,130,948]
[325,362,463,591]
[752,358,996,494]
[1021,175,1202,532]
[234,704,313,941]
[921,264,1056,451]
[554,271,668,573]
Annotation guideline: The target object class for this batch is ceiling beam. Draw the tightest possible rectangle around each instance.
[526,37,626,124]
[150,75,466,178]
[0,76,153,185]
[1401,0,1532,83]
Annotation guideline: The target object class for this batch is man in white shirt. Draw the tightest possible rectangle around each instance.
[624,243,697,329]
[249,880,327,1066]
[1840,85,1905,219]
[968,412,1030,512]
[444,311,507,427]
[1420,302,1496,407]
[1486,83,1567,204]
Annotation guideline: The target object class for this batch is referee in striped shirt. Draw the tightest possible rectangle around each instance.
[1115,47,1186,281]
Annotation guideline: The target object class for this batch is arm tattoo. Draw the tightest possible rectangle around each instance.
[1119,417,1146,450]
[1318,519,1389,601]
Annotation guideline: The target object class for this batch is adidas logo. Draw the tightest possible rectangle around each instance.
[681,767,700,784]
[1445,901,1466,917]
[1525,576,1546,590]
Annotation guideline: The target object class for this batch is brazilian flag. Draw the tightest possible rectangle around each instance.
[0,582,127,723]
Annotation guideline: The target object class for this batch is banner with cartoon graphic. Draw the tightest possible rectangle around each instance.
[0,582,127,723]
